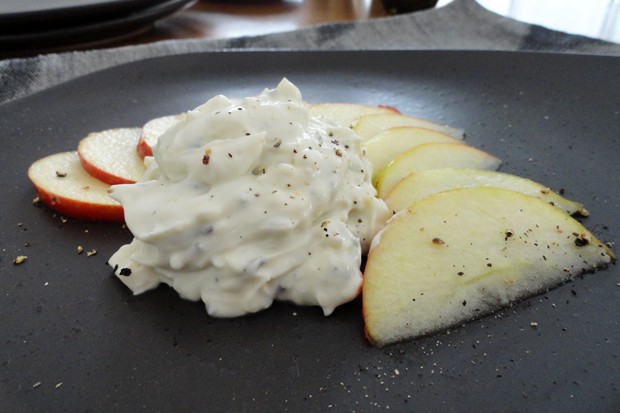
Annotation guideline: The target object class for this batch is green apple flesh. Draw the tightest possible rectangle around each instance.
[385,168,586,216]
[374,142,501,198]
[362,126,463,179]
[353,113,465,141]
[362,187,615,347]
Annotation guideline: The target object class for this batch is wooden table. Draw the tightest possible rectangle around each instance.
[110,0,391,48]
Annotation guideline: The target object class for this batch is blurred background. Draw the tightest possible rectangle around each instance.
[1,0,618,58]
[149,0,620,44]
[470,0,620,42]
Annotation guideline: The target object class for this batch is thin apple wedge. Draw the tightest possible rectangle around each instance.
[384,168,587,216]
[28,151,123,221]
[309,103,399,128]
[362,126,464,179]
[137,114,184,159]
[78,128,145,185]
[374,142,501,198]
[353,113,465,141]
[362,187,615,347]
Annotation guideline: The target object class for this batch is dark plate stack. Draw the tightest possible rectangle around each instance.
[0,0,196,56]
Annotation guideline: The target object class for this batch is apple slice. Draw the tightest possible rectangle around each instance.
[28,151,123,221]
[362,187,615,347]
[353,113,465,141]
[309,103,399,128]
[374,142,501,198]
[78,128,145,185]
[137,114,183,159]
[362,126,464,178]
[384,168,587,216]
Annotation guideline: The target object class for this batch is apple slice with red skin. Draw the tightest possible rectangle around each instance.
[137,114,183,159]
[78,128,145,185]
[28,151,123,221]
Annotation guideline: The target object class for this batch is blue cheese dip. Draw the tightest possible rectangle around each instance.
[109,79,389,317]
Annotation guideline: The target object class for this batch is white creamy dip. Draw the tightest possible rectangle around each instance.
[109,79,389,317]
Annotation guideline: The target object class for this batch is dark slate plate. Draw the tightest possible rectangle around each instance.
[0,51,618,412]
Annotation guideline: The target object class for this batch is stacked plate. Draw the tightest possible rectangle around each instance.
[0,0,197,56]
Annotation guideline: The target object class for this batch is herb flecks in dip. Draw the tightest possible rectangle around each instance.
[109,79,389,317]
